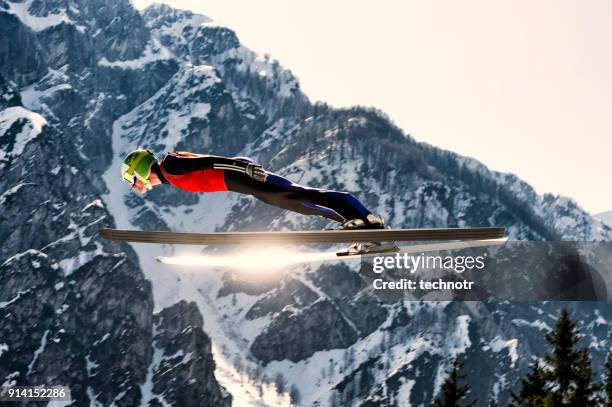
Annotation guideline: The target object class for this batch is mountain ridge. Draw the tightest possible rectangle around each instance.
[597,210,612,228]
[1,0,611,405]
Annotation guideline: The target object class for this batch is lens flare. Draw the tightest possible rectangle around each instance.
[157,246,340,271]
[155,238,507,272]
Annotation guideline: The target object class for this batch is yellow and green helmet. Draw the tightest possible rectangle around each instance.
[121,149,157,188]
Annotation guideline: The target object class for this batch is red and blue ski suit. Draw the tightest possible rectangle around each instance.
[157,151,372,224]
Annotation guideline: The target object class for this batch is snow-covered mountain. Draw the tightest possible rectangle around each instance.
[597,211,612,228]
[1,1,611,405]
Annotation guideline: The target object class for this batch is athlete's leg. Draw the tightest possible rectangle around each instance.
[224,171,372,224]
[265,173,372,222]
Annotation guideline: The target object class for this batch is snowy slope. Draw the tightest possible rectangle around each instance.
[596,211,612,228]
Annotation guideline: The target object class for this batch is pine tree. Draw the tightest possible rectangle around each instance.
[544,309,579,397]
[573,348,599,404]
[512,308,601,406]
[274,372,286,394]
[604,351,612,407]
[289,384,301,405]
[510,359,547,406]
[543,308,598,404]
[434,358,476,407]
[359,367,371,395]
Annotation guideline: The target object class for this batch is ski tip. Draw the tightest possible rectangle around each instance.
[99,228,111,239]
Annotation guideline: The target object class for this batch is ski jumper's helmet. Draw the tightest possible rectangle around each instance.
[121,149,157,189]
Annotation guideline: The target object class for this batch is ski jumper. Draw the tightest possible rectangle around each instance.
[157,152,371,224]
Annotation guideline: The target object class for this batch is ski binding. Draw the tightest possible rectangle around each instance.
[336,242,400,257]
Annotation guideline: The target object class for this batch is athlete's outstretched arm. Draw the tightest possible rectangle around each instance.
[162,154,267,181]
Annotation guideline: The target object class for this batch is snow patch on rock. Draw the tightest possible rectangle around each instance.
[99,38,173,69]
[5,0,73,32]
[487,336,519,367]
[0,106,47,162]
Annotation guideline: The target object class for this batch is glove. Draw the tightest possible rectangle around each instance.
[246,163,268,182]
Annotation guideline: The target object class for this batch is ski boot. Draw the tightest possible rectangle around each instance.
[336,214,399,256]
[337,213,386,230]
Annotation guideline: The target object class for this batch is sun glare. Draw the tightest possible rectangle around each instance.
[157,246,341,272]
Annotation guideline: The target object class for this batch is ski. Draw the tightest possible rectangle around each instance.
[99,226,505,245]
[336,237,508,258]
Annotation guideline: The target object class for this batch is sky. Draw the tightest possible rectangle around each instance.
[134,0,611,214]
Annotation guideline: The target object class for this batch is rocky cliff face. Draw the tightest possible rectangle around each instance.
[1,1,611,406]
[0,1,229,405]
[150,301,232,406]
